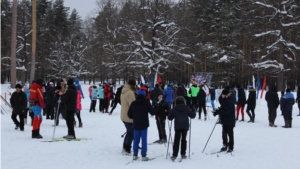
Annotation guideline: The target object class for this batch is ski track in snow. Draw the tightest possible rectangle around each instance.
[1,83,300,169]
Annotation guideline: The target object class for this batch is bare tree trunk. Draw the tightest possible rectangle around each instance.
[30,0,37,86]
[10,0,17,88]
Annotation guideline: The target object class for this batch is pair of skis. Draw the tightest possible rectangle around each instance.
[125,154,164,165]
[207,150,234,157]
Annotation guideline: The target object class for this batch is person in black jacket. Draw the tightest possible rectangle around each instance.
[151,84,163,106]
[59,79,77,139]
[109,85,123,115]
[213,89,235,152]
[10,84,27,131]
[265,85,280,127]
[168,96,196,160]
[128,90,155,161]
[296,85,300,116]
[245,86,256,123]
[46,82,55,120]
[153,92,169,143]
[281,88,295,128]
[209,85,216,110]
[197,88,207,120]
[236,85,246,121]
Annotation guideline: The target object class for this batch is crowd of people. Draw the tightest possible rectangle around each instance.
[7,78,300,161]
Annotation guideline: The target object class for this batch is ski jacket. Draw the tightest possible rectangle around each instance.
[128,95,155,130]
[104,85,111,99]
[91,86,98,100]
[76,90,82,111]
[168,104,196,130]
[281,92,295,112]
[153,100,169,121]
[237,88,246,106]
[75,78,84,98]
[265,85,279,109]
[175,86,186,98]
[151,86,162,103]
[209,88,216,100]
[229,88,236,104]
[120,84,136,123]
[46,86,55,106]
[98,86,104,99]
[29,83,45,109]
[62,85,77,111]
[88,85,93,97]
[197,89,206,104]
[219,96,236,127]
[54,91,65,109]
[115,86,123,103]
[140,85,150,100]
[246,89,256,109]
[163,87,174,103]
[189,85,200,97]
[10,91,27,114]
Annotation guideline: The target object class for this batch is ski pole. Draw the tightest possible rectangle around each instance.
[188,118,192,159]
[121,131,127,138]
[166,120,172,159]
[202,117,219,153]
[167,120,173,144]
[52,97,61,140]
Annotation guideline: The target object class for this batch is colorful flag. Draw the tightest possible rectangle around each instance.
[252,75,255,88]
[260,76,267,99]
[140,75,145,84]
[150,74,154,91]
[157,76,162,84]
[256,76,260,100]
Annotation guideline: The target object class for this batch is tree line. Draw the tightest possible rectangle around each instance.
[1,0,300,91]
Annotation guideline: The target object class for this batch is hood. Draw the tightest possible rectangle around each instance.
[75,78,79,84]
[122,84,136,94]
[283,92,294,99]
[68,84,76,91]
[271,85,277,92]
[135,95,146,103]
[173,104,188,112]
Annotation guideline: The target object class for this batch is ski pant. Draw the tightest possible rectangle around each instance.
[99,99,105,111]
[198,102,207,118]
[46,104,54,119]
[105,97,110,112]
[90,100,96,112]
[66,110,76,137]
[236,104,244,119]
[110,100,120,114]
[172,129,188,157]
[133,128,148,157]
[186,98,191,108]
[268,108,277,124]
[222,125,234,150]
[283,110,292,120]
[211,100,215,109]
[11,113,25,130]
[156,120,167,140]
[75,110,82,124]
[110,98,114,107]
[123,122,134,147]
[191,97,197,109]
[246,107,255,120]
[32,105,43,131]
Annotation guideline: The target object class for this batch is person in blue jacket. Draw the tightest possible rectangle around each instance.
[98,84,105,112]
[163,85,174,108]
[281,88,295,128]
[90,85,98,112]
[74,78,84,99]
[213,89,235,153]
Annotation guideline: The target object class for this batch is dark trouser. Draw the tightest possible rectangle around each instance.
[110,98,114,107]
[156,120,167,140]
[105,97,110,112]
[46,105,54,119]
[198,102,207,117]
[246,107,255,120]
[172,129,188,157]
[66,110,76,137]
[99,99,105,111]
[283,110,292,120]
[11,113,25,130]
[55,108,66,125]
[25,108,34,120]
[268,108,277,124]
[110,100,120,113]
[222,125,234,150]
[75,110,82,123]
[191,97,197,109]
[90,100,96,112]
[123,122,134,146]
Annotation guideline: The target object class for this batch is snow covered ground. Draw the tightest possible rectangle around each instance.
[1,83,300,169]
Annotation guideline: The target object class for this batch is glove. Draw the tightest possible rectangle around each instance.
[212,107,220,117]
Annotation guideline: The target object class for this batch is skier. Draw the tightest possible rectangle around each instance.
[74,78,84,99]
[213,89,235,152]
[197,87,207,120]
[209,85,216,110]
[29,79,46,138]
[88,84,93,102]
[120,79,136,155]
[245,86,256,123]
[151,84,163,106]
[164,85,174,108]
[153,92,169,144]
[89,85,98,112]
[104,83,111,113]
[297,85,300,116]
[10,84,27,131]
[45,82,55,120]
[236,85,246,121]
[75,85,83,127]
[128,90,155,161]
[168,96,196,160]
[59,79,77,139]
[281,88,295,128]
[98,84,105,113]
[23,85,32,125]
[188,82,200,109]
[265,85,280,127]
[109,85,124,115]
[280,91,285,116]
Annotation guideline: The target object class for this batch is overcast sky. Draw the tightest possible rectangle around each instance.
[64,0,98,19]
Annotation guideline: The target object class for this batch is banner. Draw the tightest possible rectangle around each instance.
[150,74,154,91]
[260,76,267,99]
[256,76,260,100]
[252,75,255,88]
[190,72,214,87]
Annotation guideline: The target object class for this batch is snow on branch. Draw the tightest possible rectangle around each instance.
[254,30,281,37]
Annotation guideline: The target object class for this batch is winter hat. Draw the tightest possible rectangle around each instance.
[128,79,136,86]
[35,78,43,85]
[67,79,74,86]
[15,84,22,89]
[286,88,291,93]
[222,89,229,95]
[175,96,186,105]
[49,82,54,86]
[55,86,62,90]
[23,85,29,91]
[137,90,146,97]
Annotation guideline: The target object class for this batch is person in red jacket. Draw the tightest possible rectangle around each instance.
[104,83,111,113]
[29,79,46,139]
